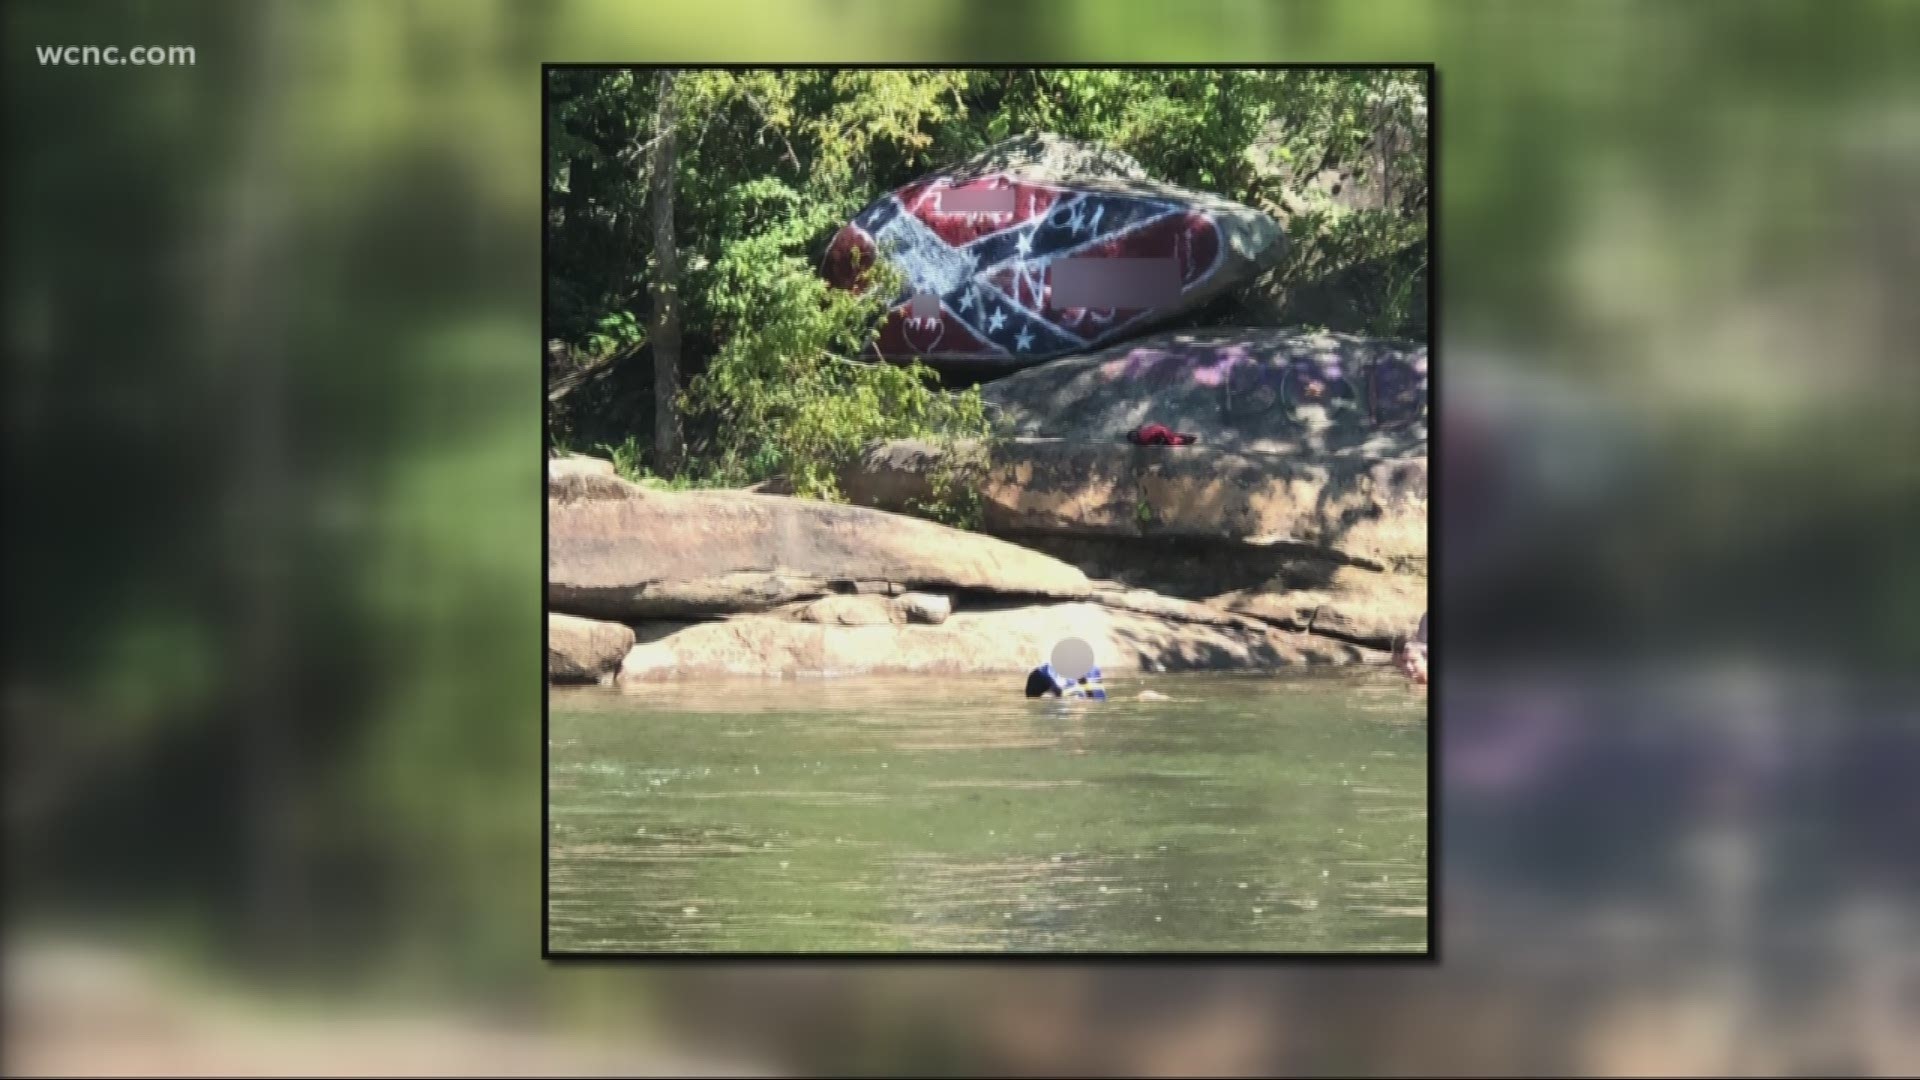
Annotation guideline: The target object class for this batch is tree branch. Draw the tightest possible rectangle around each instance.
[617,131,666,166]
[738,87,802,172]
[546,339,643,403]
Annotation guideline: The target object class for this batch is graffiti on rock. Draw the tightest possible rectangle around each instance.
[823,174,1224,362]
[1368,354,1428,428]
[1105,343,1253,391]
[1100,341,1427,431]
[1277,354,1364,423]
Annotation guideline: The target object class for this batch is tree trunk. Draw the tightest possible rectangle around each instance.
[648,71,684,477]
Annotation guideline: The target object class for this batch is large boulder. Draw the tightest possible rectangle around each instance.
[892,591,952,625]
[821,134,1286,372]
[979,327,1428,451]
[547,467,645,501]
[549,483,1091,621]
[841,328,1427,569]
[616,602,1379,683]
[842,437,1427,573]
[998,533,1301,599]
[547,613,636,684]
[784,591,951,626]
[546,453,617,484]
[1205,564,1427,649]
[1088,581,1267,629]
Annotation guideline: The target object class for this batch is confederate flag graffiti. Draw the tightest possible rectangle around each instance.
[823,173,1225,362]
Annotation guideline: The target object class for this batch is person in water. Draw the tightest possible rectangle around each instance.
[1395,612,1429,685]
[1024,662,1108,700]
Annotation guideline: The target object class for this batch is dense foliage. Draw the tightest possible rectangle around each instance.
[546,68,1429,501]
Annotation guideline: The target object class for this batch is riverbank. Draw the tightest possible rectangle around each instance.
[546,457,1415,685]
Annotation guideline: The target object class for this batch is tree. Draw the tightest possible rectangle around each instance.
[648,70,684,476]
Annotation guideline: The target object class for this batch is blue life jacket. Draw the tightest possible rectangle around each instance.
[1042,662,1107,701]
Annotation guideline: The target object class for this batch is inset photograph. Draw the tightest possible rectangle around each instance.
[545,66,1430,955]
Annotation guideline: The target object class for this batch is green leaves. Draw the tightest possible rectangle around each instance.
[679,142,990,503]
[584,310,645,359]
[550,67,1428,511]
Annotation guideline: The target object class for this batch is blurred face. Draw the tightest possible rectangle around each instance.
[1397,640,1429,683]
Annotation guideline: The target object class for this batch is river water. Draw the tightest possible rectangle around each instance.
[548,670,1427,954]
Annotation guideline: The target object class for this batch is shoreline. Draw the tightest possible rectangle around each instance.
[547,431,1423,687]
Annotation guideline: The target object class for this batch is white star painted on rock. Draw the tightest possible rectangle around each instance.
[1015,231,1032,256]
[1014,327,1034,352]
[956,291,973,312]
[987,308,1007,332]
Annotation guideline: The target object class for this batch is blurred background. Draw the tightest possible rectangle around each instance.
[6,0,1918,1074]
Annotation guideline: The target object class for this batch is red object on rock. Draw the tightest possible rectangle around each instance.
[1127,423,1198,446]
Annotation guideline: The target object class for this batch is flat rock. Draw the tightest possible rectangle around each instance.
[822,134,1286,370]
[547,469,647,501]
[1089,582,1265,629]
[547,613,636,684]
[1013,534,1325,598]
[616,602,1379,682]
[843,437,1427,573]
[1207,564,1427,648]
[748,588,953,626]
[980,327,1428,451]
[549,485,1090,621]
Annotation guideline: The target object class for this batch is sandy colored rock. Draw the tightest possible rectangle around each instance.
[892,591,953,625]
[549,486,1090,621]
[795,594,895,626]
[1090,582,1265,629]
[547,453,617,484]
[547,613,636,683]
[616,602,1378,683]
[547,468,648,501]
[771,590,953,626]
[843,438,1427,572]
[1207,564,1427,648]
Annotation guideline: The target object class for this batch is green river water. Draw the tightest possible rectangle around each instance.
[548,670,1427,954]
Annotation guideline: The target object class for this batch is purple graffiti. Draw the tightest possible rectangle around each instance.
[1279,355,1362,418]
[1098,339,1428,431]
[1369,353,1429,428]
[1100,343,1256,390]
